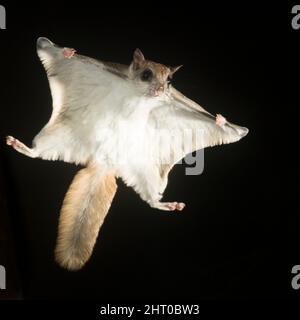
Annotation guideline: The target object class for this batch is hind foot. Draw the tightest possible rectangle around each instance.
[151,201,186,212]
[6,135,37,158]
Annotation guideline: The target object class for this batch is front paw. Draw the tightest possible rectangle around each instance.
[216,114,227,127]
[151,201,186,212]
[62,47,76,59]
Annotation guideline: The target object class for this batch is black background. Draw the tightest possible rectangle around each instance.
[0,1,296,303]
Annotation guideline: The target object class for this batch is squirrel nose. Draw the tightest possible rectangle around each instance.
[154,85,164,96]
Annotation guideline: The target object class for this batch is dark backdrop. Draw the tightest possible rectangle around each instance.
[0,2,296,300]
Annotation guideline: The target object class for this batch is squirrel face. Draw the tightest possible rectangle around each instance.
[129,48,182,97]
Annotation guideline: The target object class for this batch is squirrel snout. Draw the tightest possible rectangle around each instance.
[154,85,165,97]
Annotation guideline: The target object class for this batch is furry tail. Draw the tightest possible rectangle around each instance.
[55,165,117,271]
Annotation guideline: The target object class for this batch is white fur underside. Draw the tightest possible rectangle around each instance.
[33,38,248,205]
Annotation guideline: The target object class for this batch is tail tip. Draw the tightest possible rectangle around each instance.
[55,248,90,271]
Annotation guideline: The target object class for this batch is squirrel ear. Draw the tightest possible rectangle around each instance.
[133,48,145,70]
[169,65,183,77]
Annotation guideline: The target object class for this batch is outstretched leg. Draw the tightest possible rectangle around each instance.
[121,166,186,212]
[6,136,37,158]
[150,164,185,211]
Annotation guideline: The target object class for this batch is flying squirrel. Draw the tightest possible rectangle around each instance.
[6,38,249,270]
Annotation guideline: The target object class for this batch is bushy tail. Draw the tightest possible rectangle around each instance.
[55,165,117,271]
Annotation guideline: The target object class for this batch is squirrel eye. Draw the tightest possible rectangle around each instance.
[141,69,153,81]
